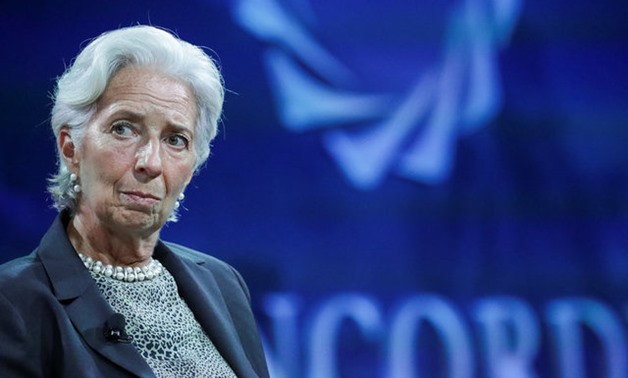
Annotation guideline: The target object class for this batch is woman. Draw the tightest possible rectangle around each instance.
[0,25,269,377]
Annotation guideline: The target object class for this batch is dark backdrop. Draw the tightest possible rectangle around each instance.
[1,1,628,377]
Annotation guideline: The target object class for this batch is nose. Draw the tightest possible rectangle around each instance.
[134,139,162,181]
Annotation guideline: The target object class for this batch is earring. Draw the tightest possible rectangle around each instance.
[174,192,185,209]
[70,173,81,194]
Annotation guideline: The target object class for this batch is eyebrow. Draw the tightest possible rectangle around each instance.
[108,108,145,122]
[107,107,195,136]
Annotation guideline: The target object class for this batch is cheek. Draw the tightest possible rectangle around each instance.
[166,161,195,194]
[80,146,132,193]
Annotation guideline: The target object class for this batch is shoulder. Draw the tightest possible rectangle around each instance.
[163,241,237,275]
[0,250,58,315]
[0,251,46,290]
[163,241,225,265]
[160,241,250,295]
[0,250,38,272]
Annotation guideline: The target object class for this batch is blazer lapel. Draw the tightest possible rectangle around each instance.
[37,213,154,377]
[63,284,155,377]
[155,243,258,377]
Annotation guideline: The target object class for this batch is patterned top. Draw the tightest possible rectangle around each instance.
[89,262,237,378]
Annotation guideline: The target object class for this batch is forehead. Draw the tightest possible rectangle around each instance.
[97,66,197,125]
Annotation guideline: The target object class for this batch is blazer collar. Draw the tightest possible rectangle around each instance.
[154,241,259,377]
[36,212,155,377]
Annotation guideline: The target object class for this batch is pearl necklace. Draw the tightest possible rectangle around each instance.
[78,252,163,282]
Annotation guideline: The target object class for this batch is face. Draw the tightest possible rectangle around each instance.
[60,66,198,237]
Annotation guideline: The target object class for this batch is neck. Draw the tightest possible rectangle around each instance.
[67,212,159,267]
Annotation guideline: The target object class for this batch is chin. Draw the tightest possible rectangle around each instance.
[113,209,164,233]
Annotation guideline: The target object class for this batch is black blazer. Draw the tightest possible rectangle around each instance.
[0,213,269,377]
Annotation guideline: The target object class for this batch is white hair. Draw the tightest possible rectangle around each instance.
[48,25,224,219]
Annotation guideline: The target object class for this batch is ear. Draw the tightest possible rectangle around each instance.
[59,127,79,170]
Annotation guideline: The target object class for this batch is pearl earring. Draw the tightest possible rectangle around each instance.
[70,173,81,194]
[174,192,185,210]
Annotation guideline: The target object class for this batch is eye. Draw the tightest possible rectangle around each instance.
[165,134,189,149]
[110,121,135,137]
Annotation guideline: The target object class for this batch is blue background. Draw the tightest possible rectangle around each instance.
[1,1,628,377]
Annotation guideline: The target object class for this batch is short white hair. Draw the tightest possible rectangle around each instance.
[48,25,224,216]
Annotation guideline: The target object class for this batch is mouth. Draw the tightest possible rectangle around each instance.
[121,191,161,206]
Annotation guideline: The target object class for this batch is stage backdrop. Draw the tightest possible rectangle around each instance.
[2,1,628,377]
